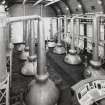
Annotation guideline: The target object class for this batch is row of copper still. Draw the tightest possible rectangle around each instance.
[0,13,60,105]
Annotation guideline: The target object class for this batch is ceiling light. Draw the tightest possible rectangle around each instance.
[97,0,102,5]
[1,0,5,5]
[66,7,69,11]
[78,4,82,9]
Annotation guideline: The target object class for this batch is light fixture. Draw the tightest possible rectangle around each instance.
[97,0,102,5]
[23,0,27,5]
[1,0,5,5]
[57,9,60,12]
[66,7,69,11]
[78,4,82,9]
[5,5,7,8]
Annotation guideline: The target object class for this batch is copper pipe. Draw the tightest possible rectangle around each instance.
[23,20,27,43]
[37,19,47,76]
[0,23,7,82]
[7,15,40,23]
[50,19,53,39]
[92,16,99,61]
[71,18,75,50]
[84,23,87,52]
[76,18,80,49]
[57,18,62,43]
[25,21,29,47]
[64,15,67,37]
[29,20,35,56]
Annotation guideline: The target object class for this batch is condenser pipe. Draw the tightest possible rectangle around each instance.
[92,16,99,61]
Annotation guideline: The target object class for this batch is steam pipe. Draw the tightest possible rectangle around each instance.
[57,17,62,44]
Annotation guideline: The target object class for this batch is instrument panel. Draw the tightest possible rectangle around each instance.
[72,77,105,105]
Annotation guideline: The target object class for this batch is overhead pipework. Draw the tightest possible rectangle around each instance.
[64,16,82,65]
[53,17,66,54]
[25,18,60,105]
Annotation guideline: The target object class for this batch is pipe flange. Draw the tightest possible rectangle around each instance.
[47,41,56,48]
[24,46,29,51]
[90,60,101,68]
[56,43,62,46]
[36,72,49,83]
[28,55,37,62]
[53,46,66,54]
[69,49,77,55]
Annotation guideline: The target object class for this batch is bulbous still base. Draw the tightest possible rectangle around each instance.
[84,60,105,78]
[16,44,25,52]
[47,41,56,48]
[21,56,37,76]
[64,49,82,65]
[53,43,66,54]
[24,79,59,105]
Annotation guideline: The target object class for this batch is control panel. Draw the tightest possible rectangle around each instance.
[71,76,105,105]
